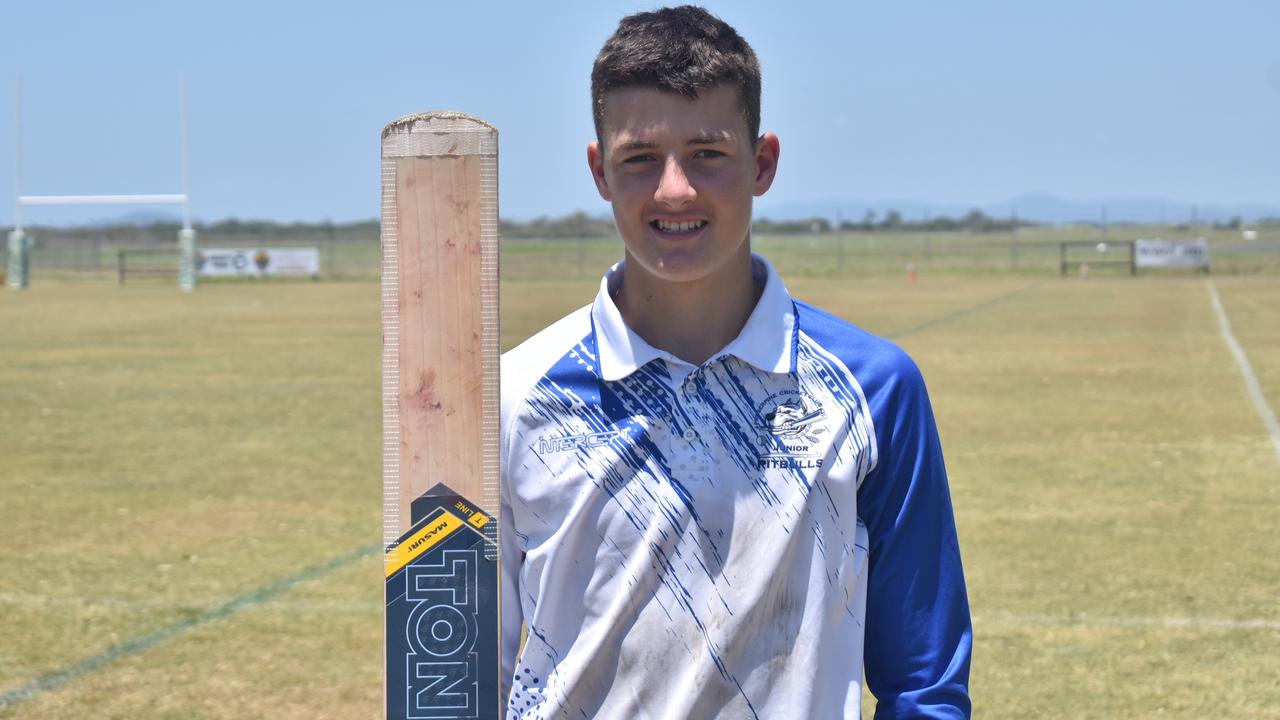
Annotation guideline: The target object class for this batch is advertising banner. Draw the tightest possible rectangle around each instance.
[1134,238,1210,269]
[196,247,320,277]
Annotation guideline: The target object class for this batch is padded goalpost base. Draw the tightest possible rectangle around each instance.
[7,230,29,290]
[178,227,198,291]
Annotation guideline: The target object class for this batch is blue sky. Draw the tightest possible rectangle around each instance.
[1,0,1277,225]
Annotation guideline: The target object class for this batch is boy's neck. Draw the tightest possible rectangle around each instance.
[613,248,762,367]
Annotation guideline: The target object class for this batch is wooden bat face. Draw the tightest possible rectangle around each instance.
[381,113,501,720]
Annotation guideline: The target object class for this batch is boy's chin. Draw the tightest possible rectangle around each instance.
[622,245,750,287]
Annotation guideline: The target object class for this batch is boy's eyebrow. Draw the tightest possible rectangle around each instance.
[613,140,657,153]
[688,132,733,145]
[613,132,734,154]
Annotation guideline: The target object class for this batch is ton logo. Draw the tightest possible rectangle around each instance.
[404,549,479,718]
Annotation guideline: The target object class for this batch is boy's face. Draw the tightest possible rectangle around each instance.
[588,84,779,287]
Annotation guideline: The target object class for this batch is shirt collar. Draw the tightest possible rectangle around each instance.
[592,254,798,382]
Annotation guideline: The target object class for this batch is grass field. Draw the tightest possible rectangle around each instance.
[1,253,1278,718]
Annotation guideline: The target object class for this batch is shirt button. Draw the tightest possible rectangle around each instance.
[682,428,697,442]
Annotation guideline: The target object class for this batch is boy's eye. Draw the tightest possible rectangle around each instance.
[694,149,724,159]
[622,154,656,164]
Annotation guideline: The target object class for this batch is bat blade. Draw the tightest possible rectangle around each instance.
[381,112,500,720]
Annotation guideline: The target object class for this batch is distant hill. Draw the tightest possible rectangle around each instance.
[756,193,1280,225]
[94,209,184,225]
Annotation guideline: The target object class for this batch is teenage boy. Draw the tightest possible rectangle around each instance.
[500,6,971,718]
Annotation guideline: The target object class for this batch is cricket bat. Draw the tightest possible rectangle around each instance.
[381,112,501,720]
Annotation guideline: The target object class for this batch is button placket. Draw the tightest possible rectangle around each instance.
[668,369,701,482]
[677,369,717,483]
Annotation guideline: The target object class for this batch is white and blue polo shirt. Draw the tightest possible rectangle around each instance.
[500,256,971,719]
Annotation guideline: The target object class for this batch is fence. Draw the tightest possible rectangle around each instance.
[498,233,1280,279]
[0,225,379,281]
[3,227,1278,283]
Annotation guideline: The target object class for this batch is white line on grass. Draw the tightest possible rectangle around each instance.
[1206,279,1280,465]
[978,611,1280,632]
[0,592,376,614]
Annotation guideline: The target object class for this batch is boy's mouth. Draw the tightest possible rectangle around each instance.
[651,219,707,235]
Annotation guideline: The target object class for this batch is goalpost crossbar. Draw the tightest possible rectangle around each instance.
[19,194,188,207]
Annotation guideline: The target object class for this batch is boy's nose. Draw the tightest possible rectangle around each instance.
[654,157,696,207]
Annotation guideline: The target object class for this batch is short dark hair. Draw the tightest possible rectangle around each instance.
[591,5,761,144]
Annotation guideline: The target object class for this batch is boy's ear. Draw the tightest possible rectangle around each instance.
[587,142,612,201]
[752,132,781,197]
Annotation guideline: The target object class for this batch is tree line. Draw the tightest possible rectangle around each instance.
[18,209,1275,244]
[501,207,1037,237]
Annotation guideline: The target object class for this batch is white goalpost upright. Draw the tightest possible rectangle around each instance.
[7,79,27,290]
[9,74,197,291]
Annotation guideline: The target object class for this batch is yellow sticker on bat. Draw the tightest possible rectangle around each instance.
[384,511,465,578]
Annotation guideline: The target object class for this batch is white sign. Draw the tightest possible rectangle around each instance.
[1134,238,1210,269]
[196,247,321,277]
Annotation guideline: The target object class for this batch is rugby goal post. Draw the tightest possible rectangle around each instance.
[9,76,197,290]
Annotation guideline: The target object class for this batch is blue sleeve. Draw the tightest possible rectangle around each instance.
[857,352,972,718]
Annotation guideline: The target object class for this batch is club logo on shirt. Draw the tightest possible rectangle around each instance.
[756,391,827,470]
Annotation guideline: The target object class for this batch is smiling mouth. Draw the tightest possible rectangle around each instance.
[652,219,707,235]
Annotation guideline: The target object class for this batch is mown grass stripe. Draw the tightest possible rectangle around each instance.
[0,542,379,710]
[0,592,379,614]
[888,282,1040,340]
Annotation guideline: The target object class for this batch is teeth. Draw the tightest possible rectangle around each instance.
[655,220,706,233]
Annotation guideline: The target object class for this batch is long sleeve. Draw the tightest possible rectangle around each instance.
[857,355,972,719]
